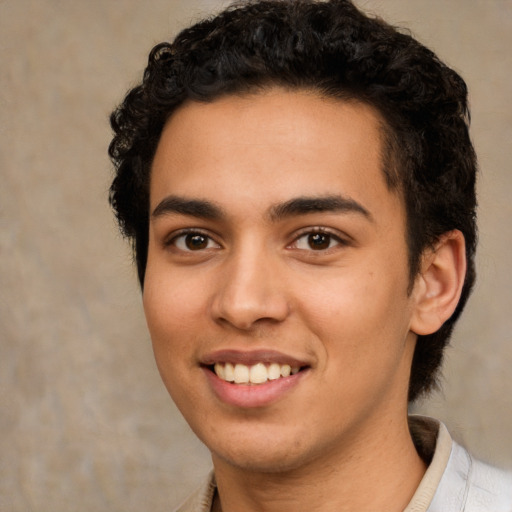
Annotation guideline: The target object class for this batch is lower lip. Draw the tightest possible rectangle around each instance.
[203,367,307,408]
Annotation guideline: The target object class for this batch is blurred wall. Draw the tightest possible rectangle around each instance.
[1,0,511,510]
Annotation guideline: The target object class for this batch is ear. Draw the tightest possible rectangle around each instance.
[410,230,467,336]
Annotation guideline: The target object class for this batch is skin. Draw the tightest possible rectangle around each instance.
[143,89,465,511]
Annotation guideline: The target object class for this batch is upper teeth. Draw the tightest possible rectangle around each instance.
[214,362,300,384]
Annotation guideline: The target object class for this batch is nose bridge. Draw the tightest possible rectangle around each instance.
[211,237,289,329]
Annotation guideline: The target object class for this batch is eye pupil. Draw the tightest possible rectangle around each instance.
[185,233,208,250]
[308,233,330,250]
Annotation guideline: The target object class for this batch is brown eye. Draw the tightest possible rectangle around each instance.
[185,233,208,250]
[307,233,331,250]
[292,230,343,252]
[171,231,220,251]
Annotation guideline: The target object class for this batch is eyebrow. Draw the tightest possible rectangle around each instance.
[268,195,372,222]
[151,194,372,223]
[151,196,224,220]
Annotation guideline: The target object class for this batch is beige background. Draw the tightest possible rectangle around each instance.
[1,0,511,510]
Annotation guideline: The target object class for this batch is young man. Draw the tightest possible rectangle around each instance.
[108,1,512,510]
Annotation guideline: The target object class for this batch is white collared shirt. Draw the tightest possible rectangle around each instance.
[407,416,512,511]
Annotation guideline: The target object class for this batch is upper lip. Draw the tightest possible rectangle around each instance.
[201,349,310,368]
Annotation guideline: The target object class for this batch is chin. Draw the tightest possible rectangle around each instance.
[205,425,321,475]
[213,446,311,474]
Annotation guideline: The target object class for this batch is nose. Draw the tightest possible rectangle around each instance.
[210,246,290,331]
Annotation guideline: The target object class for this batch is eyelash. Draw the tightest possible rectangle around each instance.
[289,227,347,252]
[165,229,220,252]
[164,227,349,253]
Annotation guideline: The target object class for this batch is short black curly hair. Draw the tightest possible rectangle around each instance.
[109,0,477,402]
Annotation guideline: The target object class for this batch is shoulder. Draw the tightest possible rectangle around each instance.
[407,416,512,512]
[430,439,512,512]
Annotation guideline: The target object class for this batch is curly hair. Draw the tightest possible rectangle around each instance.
[109,0,477,402]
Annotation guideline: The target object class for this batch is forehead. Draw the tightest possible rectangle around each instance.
[149,89,401,220]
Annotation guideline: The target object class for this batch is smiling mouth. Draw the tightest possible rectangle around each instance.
[210,362,304,385]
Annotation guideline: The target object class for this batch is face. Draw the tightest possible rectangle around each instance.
[144,89,420,474]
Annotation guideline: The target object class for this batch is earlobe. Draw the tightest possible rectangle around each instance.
[410,230,467,336]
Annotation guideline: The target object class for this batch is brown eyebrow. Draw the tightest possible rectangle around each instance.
[268,195,372,222]
[151,196,224,220]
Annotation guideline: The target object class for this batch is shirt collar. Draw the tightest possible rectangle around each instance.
[404,416,453,511]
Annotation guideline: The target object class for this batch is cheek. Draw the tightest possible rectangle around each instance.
[142,268,207,372]
[296,269,383,325]
[144,265,205,328]
[295,265,411,356]
[142,273,207,411]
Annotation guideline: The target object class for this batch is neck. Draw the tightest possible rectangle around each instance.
[212,413,426,512]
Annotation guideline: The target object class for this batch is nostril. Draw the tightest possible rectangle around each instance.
[210,270,290,329]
